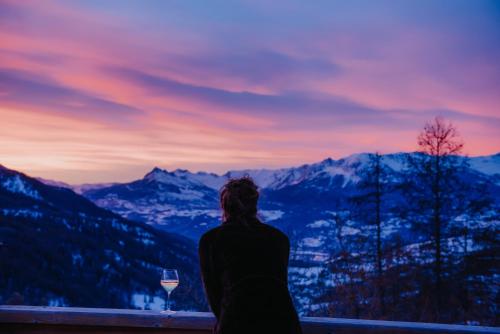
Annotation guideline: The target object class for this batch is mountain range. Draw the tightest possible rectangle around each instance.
[0,164,206,311]
[2,152,499,316]
[73,153,500,239]
[70,152,500,314]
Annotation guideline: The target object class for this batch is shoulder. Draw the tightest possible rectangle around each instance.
[259,223,290,245]
[199,224,233,249]
[199,222,289,246]
[199,226,222,246]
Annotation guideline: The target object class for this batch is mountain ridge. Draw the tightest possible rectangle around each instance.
[0,164,206,310]
[63,152,500,242]
[1,153,498,319]
[30,151,500,193]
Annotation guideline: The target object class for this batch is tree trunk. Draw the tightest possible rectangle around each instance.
[433,155,442,315]
[375,154,385,315]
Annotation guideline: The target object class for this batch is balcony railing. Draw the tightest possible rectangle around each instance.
[0,305,498,333]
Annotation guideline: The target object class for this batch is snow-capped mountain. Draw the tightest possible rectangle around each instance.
[38,153,500,193]
[0,164,206,311]
[24,153,500,316]
[79,152,500,239]
[75,153,500,315]
[80,167,221,238]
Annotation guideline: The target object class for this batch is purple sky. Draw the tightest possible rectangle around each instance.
[1,0,499,183]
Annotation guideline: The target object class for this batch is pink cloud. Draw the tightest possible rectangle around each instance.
[0,0,498,182]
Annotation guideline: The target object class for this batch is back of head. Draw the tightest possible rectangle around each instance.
[220,176,260,226]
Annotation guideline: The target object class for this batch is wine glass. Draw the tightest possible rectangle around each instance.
[160,269,179,314]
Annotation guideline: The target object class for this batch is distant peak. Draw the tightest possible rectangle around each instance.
[341,152,372,165]
[144,167,168,179]
[198,171,220,177]
[151,167,165,173]
[174,168,190,174]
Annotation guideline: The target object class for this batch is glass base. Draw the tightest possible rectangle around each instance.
[160,309,176,315]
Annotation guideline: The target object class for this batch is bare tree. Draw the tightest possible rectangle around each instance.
[406,116,464,313]
[419,117,462,300]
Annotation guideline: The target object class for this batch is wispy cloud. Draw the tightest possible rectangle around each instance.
[0,68,141,122]
[0,0,499,182]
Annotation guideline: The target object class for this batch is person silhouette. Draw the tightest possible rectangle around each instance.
[199,176,302,334]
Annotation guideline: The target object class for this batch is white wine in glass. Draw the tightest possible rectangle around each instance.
[160,269,179,314]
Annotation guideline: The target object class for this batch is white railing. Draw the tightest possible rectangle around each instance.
[0,305,498,333]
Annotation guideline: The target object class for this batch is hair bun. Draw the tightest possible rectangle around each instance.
[220,176,259,225]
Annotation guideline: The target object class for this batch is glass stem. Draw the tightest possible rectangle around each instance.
[166,291,171,312]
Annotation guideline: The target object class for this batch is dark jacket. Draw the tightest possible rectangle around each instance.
[199,219,302,334]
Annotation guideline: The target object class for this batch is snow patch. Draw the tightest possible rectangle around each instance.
[1,175,41,200]
[307,220,330,228]
[259,210,284,221]
[302,237,324,247]
[341,226,361,236]
[1,209,43,218]
[469,154,500,175]
[131,293,165,311]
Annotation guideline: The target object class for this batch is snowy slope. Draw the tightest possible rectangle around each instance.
[469,153,500,176]
[0,164,206,310]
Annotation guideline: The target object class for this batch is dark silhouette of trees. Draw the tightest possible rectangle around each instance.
[315,209,373,319]
[416,117,463,300]
[311,117,498,324]
[403,117,465,317]
[351,152,390,315]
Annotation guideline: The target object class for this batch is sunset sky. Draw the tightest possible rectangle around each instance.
[1,0,499,183]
